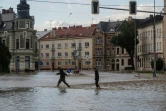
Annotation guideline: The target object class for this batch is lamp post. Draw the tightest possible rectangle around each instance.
[134,15,137,71]
[67,37,77,73]
[153,0,156,77]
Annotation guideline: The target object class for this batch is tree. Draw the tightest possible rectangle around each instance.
[0,38,12,73]
[111,20,139,69]
[151,58,164,71]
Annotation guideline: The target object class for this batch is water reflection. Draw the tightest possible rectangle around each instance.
[95,89,99,95]
[0,87,165,111]
[58,88,67,95]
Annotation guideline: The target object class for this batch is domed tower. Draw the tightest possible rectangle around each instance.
[17,0,31,19]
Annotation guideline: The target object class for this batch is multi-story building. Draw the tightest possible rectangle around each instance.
[92,21,122,70]
[39,25,96,70]
[137,15,164,71]
[0,0,39,72]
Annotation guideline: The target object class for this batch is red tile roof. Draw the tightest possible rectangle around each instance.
[40,24,97,40]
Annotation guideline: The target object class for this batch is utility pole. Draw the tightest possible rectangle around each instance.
[153,0,156,77]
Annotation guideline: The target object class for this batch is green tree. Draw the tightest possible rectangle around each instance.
[0,38,12,73]
[151,58,164,71]
[111,20,139,69]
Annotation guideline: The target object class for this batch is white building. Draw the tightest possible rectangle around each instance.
[0,0,39,72]
[137,15,164,71]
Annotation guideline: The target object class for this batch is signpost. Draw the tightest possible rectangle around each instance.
[67,68,71,74]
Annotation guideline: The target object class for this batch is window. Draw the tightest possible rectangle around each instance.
[65,43,68,48]
[58,52,62,57]
[30,21,33,28]
[122,48,124,54]
[41,45,43,49]
[112,48,115,54]
[58,61,61,66]
[16,39,19,49]
[41,53,43,58]
[46,44,49,49]
[26,21,29,29]
[107,60,110,66]
[128,59,132,65]
[96,29,100,32]
[46,62,49,66]
[121,59,124,66]
[71,43,75,48]
[52,44,55,48]
[107,48,110,56]
[23,31,27,38]
[116,59,119,62]
[26,39,29,49]
[117,48,119,54]
[96,60,99,66]
[85,52,89,56]
[4,31,8,36]
[65,52,68,57]
[71,52,74,56]
[78,43,82,47]
[85,42,89,47]
[65,61,68,66]
[19,21,25,28]
[2,40,5,45]
[85,61,90,66]
[58,44,61,49]
[72,61,75,66]
[45,53,49,58]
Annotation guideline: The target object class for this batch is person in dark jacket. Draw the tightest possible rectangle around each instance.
[94,67,100,89]
[56,67,70,87]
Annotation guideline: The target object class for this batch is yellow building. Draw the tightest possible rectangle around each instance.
[39,25,96,70]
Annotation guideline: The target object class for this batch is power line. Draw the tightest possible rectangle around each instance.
[27,0,165,7]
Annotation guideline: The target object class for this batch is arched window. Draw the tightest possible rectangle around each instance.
[116,59,119,62]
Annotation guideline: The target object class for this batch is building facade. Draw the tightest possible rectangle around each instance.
[39,25,96,70]
[137,15,164,71]
[0,0,39,72]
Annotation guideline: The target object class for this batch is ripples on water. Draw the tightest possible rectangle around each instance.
[0,87,166,111]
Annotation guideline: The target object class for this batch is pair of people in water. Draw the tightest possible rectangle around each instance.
[56,67,100,89]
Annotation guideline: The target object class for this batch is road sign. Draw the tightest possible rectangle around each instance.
[67,68,71,73]
[85,55,89,60]
[39,61,43,65]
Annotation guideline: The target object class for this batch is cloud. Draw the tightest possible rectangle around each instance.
[35,4,164,31]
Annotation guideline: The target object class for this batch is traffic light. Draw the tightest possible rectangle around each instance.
[129,1,137,15]
[91,0,99,14]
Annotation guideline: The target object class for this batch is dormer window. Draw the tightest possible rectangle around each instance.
[96,29,100,32]
[4,31,8,36]
[26,21,29,29]
[110,28,115,31]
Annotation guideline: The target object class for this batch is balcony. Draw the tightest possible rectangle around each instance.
[51,47,55,52]
[77,46,82,51]
[51,56,55,60]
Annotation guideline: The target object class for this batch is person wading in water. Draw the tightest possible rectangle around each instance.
[56,67,70,88]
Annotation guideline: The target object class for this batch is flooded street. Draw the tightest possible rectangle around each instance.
[0,87,166,111]
[0,71,166,111]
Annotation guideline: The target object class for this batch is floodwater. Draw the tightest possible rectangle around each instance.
[0,87,166,111]
[0,71,166,111]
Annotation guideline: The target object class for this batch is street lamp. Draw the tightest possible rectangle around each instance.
[153,0,156,77]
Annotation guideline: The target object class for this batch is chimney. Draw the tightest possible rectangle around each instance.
[150,14,153,18]
[2,9,5,14]
[9,7,13,13]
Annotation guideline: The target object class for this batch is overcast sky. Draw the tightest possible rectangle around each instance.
[0,0,164,31]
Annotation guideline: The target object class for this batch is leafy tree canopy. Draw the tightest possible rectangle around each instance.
[111,20,139,68]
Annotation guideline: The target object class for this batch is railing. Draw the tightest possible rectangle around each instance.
[51,47,55,52]
[78,46,82,51]
[51,56,55,60]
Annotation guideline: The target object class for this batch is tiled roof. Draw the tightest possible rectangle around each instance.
[139,15,163,27]
[96,21,122,33]
[40,24,97,40]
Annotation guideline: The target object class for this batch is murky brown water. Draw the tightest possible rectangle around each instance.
[0,87,166,111]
